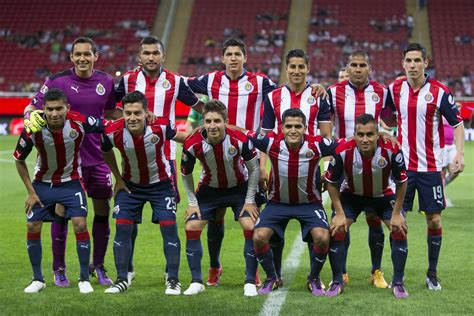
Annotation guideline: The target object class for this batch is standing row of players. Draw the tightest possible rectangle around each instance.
[16,36,465,298]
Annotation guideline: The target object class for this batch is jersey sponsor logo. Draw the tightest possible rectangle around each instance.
[69,129,79,139]
[71,85,79,93]
[228,145,238,157]
[96,83,106,96]
[305,150,315,158]
[150,135,160,144]
[40,85,48,94]
[424,92,433,102]
[395,152,404,164]
[330,157,336,166]
[32,97,39,105]
[113,205,120,214]
[19,138,26,148]
[244,82,254,92]
[248,140,254,150]
[448,94,455,105]
[377,156,387,168]
[26,210,34,219]
[323,137,332,146]
[372,93,380,103]
[162,79,171,90]
[182,152,189,162]
[257,132,265,140]
[88,117,97,126]
[307,96,316,105]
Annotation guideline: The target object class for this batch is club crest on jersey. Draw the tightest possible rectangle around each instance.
[377,156,387,168]
[26,210,34,219]
[244,82,254,92]
[305,150,315,158]
[113,205,120,214]
[307,96,316,105]
[69,129,79,139]
[372,93,380,103]
[96,83,106,96]
[424,92,433,102]
[228,145,238,157]
[40,85,48,94]
[162,79,171,90]
[150,135,160,144]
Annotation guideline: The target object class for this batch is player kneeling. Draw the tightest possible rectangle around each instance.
[326,114,409,298]
[181,100,261,297]
[101,91,187,295]
[15,88,109,293]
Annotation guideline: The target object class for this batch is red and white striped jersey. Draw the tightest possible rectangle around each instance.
[387,76,463,172]
[101,118,177,185]
[116,68,198,160]
[248,131,338,204]
[328,80,388,138]
[262,84,332,136]
[13,112,107,184]
[326,139,408,197]
[185,70,276,130]
[181,127,257,188]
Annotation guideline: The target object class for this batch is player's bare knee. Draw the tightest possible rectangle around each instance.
[253,229,271,247]
[55,203,66,217]
[239,217,254,230]
[71,217,87,233]
[185,220,206,231]
[426,213,442,229]
[27,222,42,233]
[311,228,329,246]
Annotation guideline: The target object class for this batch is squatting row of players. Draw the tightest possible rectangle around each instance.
[15,36,465,298]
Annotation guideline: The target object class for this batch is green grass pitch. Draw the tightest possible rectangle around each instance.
[0,135,473,315]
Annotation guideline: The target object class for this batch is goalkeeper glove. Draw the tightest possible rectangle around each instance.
[24,110,46,133]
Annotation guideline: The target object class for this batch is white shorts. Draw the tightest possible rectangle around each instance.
[442,144,456,168]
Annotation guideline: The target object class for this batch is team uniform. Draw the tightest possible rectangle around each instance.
[325,138,410,293]
[262,84,332,136]
[101,118,182,291]
[442,117,456,168]
[387,75,463,212]
[14,111,107,288]
[328,80,388,138]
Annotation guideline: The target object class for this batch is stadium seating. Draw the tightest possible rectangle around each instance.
[0,0,158,91]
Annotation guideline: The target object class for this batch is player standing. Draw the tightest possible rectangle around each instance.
[181,100,260,296]
[387,43,465,290]
[15,88,109,293]
[23,37,122,286]
[326,114,409,298]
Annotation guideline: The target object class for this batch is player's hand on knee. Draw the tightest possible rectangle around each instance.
[330,213,347,235]
[185,205,201,221]
[310,83,329,100]
[240,202,260,221]
[25,193,44,213]
[114,178,131,197]
[24,110,45,133]
[390,213,407,236]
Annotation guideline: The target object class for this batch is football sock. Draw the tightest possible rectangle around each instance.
[160,221,181,280]
[390,230,408,284]
[427,227,442,274]
[309,244,328,280]
[186,230,203,282]
[243,230,257,283]
[270,238,284,278]
[27,232,43,281]
[329,231,346,284]
[51,215,68,271]
[254,244,277,280]
[128,223,138,273]
[342,229,350,274]
[114,219,134,280]
[367,217,384,273]
[75,231,91,280]
[207,219,224,269]
[92,215,110,267]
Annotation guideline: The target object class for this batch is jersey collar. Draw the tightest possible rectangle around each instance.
[348,80,370,91]
[224,69,247,81]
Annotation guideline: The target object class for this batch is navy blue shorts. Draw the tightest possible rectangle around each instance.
[113,180,177,224]
[191,183,250,221]
[27,180,88,222]
[255,201,329,243]
[403,171,445,213]
[336,193,398,222]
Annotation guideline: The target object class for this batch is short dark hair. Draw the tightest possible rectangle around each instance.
[222,38,246,57]
[71,37,97,54]
[285,49,310,66]
[347,50,370,64]
[282,108,307,126]
[122,91,148,111]
[139,35,165,52]
[403,43,427,60]
[355,113,378,131]
[44,88,68,105]
[203,99,228,120]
